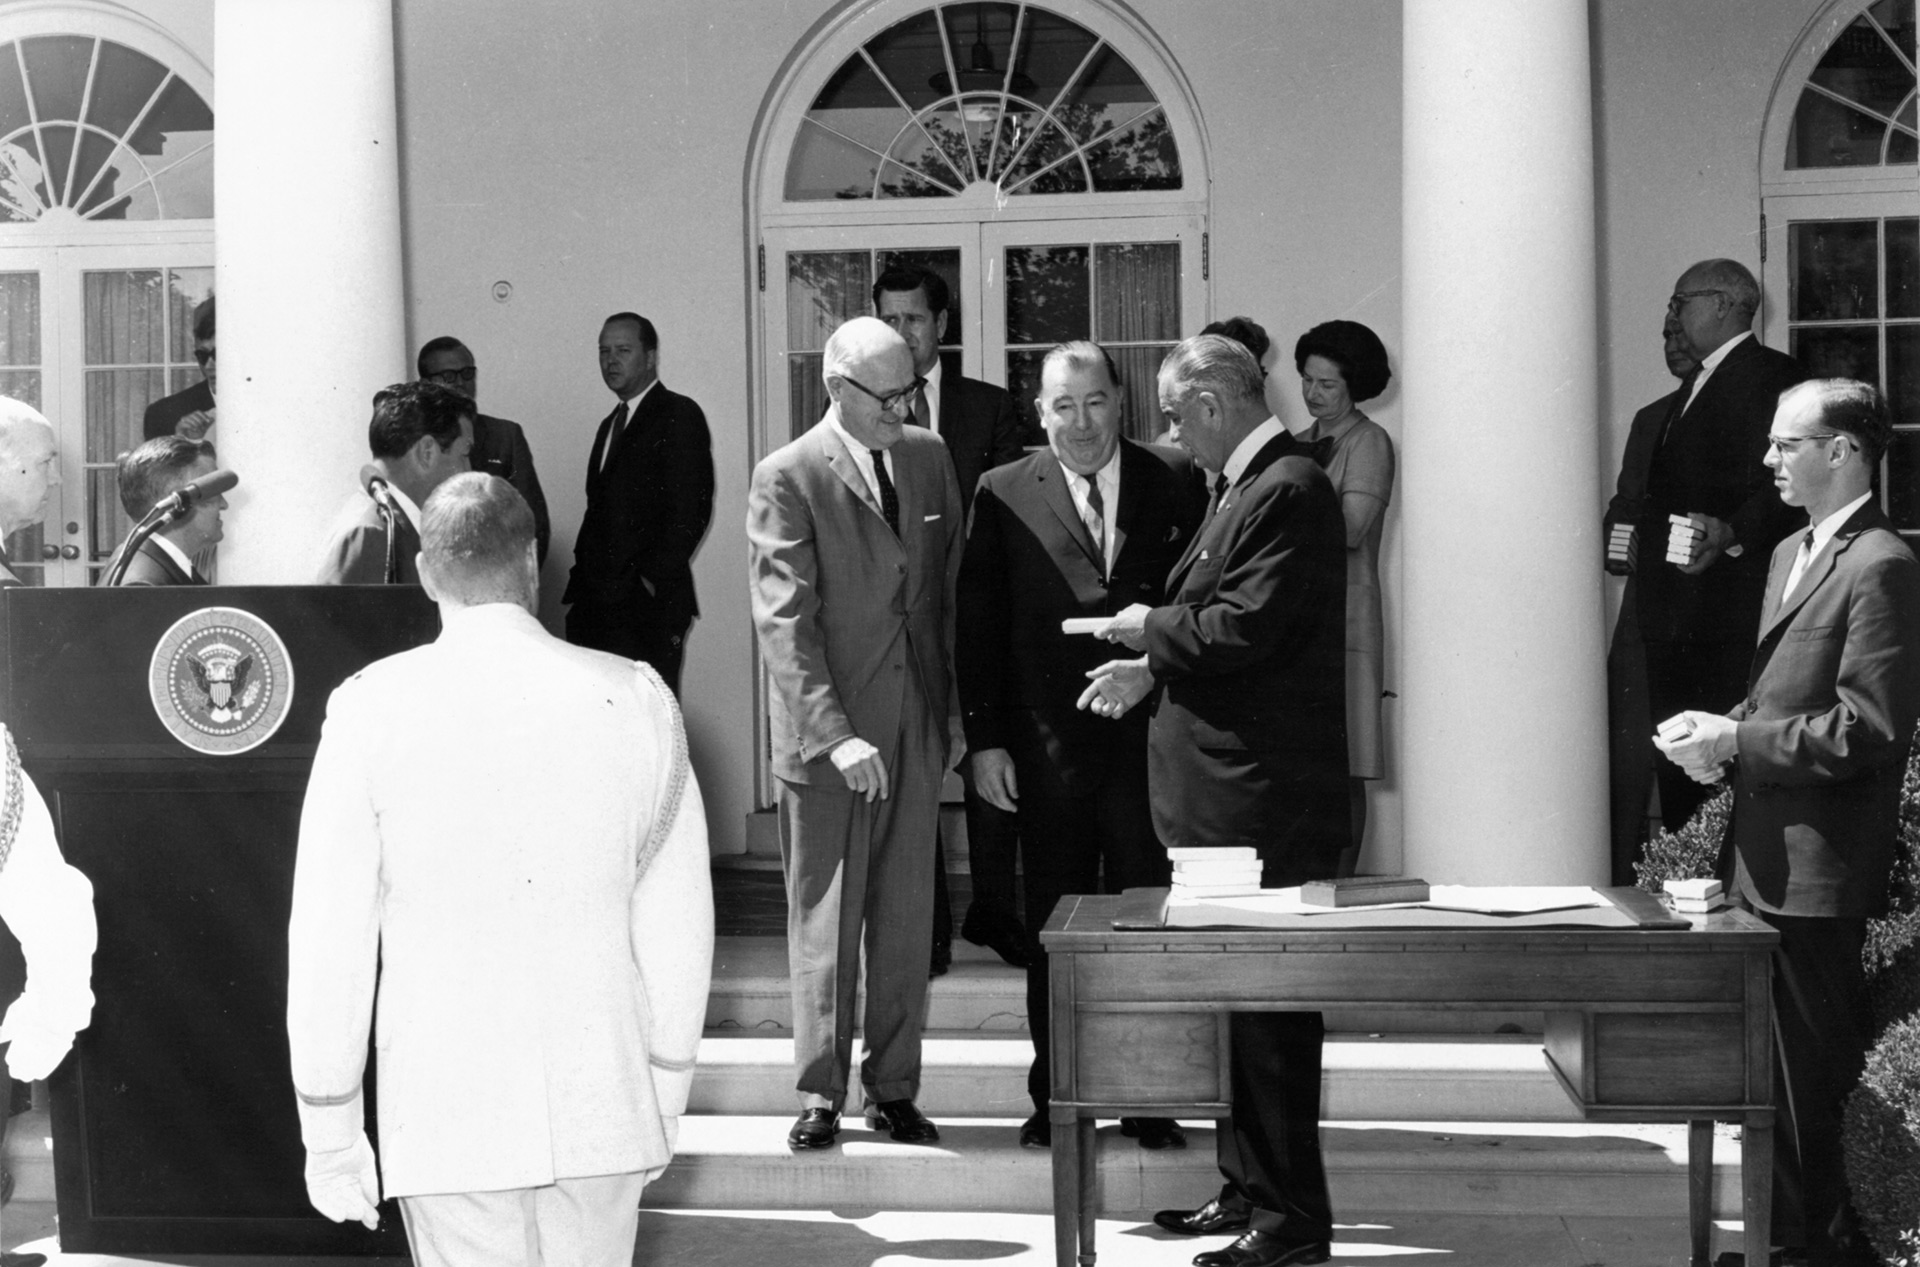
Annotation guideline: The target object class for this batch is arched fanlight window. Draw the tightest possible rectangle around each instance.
[0,34,213,222]
[1786,0,1916,168]
[786,2,1179,200]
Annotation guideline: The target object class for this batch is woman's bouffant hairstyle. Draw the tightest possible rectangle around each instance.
[1293,320,1392,404]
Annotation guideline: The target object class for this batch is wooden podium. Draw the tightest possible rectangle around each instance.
[2,585,439,1256]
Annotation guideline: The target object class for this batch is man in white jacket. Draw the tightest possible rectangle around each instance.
[286,472,713,1267]
[0,725,96,1267]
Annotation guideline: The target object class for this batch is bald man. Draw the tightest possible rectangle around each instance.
[0,398,59,586]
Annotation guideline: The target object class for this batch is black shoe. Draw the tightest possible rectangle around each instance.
[1,1255,48,1267]
[1192,1230,1330,1267]
[786,1107,840,1150]
[929,937,952,978]
[1125,1116,1186,1150]
[962,910,1031,969]
[1019,1111,1051,1148]
[1153,1198,1251,1237]
[865,1098,940,1143]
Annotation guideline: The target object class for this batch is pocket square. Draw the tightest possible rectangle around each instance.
[924,513,941,521]
[1199,549,1210,561]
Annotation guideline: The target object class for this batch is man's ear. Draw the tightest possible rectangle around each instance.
[407,435,438,472]
[933,307,949,343]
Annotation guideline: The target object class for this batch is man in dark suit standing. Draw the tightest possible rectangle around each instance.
[564,312,714,695]
[142,296,215,441]
[417,336,551,563]
[1623,259,1805,842]
[747,317,965,1153]
[1090,335,1347,1267]
[1658,380,1920,1267]
[104,436,226,586]
[956,340,1204,1151]
[875,263,1029,971]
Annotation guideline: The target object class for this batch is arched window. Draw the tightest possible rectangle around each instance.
[750,1,1209,456]
[1762,0,1918,537]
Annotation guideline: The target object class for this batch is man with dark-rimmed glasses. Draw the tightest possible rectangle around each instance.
[417,336,551,563]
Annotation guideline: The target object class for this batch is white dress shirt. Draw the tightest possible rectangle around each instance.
[1683,331,1752,413]
[1062,450,1119,576]
[1784,489,1873,600]
[1220,416,1289,492]
[827,409,894,506]
[919,360,943,436]
[151,532,199,580]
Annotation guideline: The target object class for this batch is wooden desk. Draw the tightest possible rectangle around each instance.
[1039,890,1777,1267]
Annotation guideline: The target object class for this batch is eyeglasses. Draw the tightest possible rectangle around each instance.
[193,346,216,367]
[837,373,926,413]
[1667,290,1725,314]
[1766,432,1842,453]
[427,366,478,386]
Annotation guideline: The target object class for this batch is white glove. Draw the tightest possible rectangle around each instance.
[662,1114,681,1156]
[304,1132,381,1229]
[0,1016,73,1082]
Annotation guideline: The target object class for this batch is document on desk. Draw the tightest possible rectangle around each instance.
[1162,885,1618,929]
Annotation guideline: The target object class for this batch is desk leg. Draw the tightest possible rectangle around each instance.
[1077,1117,1098,1265]
[1052,1111,1079,1267]
[1743,1112,1773,1267]
[1686,1119,1711,1266]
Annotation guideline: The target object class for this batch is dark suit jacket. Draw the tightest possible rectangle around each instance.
[747,421,965,784]
[564,382,714,629]
[1622,337,1806,646]
[1728,501,1920,919]
[315,497,422,586]
[935,362,1026,516]
[142,379,213,440]
[106,538,202,586]
[1142,432,1349,868]
[956,441,1204,793]
[470,413,550,563]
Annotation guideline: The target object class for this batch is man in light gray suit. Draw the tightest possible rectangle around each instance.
[747,317,965,1152]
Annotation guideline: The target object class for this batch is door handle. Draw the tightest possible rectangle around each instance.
[39,543,57,560]
[60,544,79,560]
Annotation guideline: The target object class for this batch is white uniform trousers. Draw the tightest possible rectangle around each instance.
[399,1170,648,1267]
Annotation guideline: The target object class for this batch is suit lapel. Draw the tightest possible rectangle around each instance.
[586,403,620,487]
[814,420,899,539]
[1110,441,1145,572]
[1758,502,1881,641]
[140,540,195,585]
[1036,459,1102,572]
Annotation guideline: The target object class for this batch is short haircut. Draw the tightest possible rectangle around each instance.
[1200,316,1271,366]
[191,295,215,341]
[0,396,51,460]
[416,335,469,378]
[117,435,216,518]
[872,263,950,317]
[1683,258,1761,325]
[1293,320,1393,403]
[601,311,659,354]
[1789,378,1894,466]
[1041,340,1121,392]
[821,315,902,385]
[1159,334,1266,410]
[367,380,471,460]
[419,472,536,605]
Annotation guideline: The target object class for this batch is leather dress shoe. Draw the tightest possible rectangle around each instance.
[929,939,952,978]
[962,910,1031,969]
[1121,1116,1187,1150]
[1153,1198,1251,1237]
[1019,1111,1051,1148]
[865,1098,940,1143]
[1192,1230,1330,1267]
[2,1255,48,1267]
[786,1107,840,1150]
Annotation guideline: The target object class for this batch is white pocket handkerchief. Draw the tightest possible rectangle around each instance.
[924,514,941,521]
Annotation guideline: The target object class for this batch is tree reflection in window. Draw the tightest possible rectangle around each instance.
[786,3,1180,200]
[0,36,213,222]
[1788,0,1917,168]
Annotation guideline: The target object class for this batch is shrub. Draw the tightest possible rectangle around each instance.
[1632,783,1733,894]
[1844,1013,1920,1266]
[1867,723,1920,1031]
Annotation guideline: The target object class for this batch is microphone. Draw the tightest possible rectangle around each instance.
[360,465,397,510]
[157,468,238,521]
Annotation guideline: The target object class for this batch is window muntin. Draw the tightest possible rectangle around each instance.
[786,2,1179,201]
[1787,0,1917,169]
[0,35,213,222]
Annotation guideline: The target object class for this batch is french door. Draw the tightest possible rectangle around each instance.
[0,234,211,586]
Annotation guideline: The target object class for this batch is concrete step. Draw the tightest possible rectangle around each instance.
[2,1108,54,1203]
[691,1034,1580,1123]
[649,1116,1744,1218]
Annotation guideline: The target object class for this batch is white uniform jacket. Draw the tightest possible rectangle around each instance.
[286,604,713,1198]
[0,727,97,1063]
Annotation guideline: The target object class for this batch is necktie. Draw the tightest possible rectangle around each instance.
[600,401,630,472]
[1082,475,1106,562]
[912,386,931,431]
[1211,472,1230,516]
[870,448,900,536]
[1783,529,1817,601]
[1659,372,1699,447]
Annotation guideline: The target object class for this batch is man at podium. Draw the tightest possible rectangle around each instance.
[315,381,474,585]
[287,474,712,1266]
[102,436,227,586]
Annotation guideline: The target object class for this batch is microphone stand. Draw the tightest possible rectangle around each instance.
[373,496,401,584]
[103,504,182,588]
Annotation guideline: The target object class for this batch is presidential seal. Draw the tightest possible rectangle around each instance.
[149,607,295,755]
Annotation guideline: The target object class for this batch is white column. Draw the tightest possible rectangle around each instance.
[1399,0,1609,885]
[213,0,406,583]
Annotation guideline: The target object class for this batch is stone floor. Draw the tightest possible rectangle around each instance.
[2,1202,1750,1266]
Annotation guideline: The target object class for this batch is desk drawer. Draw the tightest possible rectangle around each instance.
[1071,1012,1220,1103]
[1546,1010,1749,1108]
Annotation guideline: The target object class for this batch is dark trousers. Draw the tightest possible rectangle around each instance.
[1216,1011,1333,1242]
[1607,589,1656,885]
[1016,729,1165,1113]
[1644,636,1750,832]
[564,599,689,695]
[1745,905,1873,1260]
